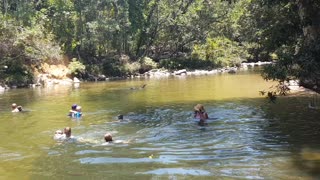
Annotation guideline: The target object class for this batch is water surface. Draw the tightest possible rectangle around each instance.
[0,69,319,179]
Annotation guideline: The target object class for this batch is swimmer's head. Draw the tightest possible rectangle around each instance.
[194,104,205,112]
[64,127,71,138]
[11,103,17,109]
[76,106,82,112]
[71,104,77,110]
[17,106,22,111]
[118,114,123,120]
[104,133,113,142]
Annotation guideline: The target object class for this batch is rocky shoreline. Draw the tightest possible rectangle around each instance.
[0,61,271,91]
[117,61,272,80]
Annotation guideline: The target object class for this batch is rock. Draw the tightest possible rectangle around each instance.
[73,77,81,83]
[97,74,106,81]
[228,67,237,74]
[174,69,187,75]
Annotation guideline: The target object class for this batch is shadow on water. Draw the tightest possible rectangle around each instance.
[260,94,320,177]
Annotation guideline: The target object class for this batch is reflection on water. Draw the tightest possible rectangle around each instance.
[0,70,320,179]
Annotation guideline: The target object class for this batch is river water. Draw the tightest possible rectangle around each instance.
[0,69,320,179]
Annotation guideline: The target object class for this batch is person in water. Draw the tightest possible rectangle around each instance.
[68,104,77,117]
[194,104,209,125]
[102,133,131,145]
[53,127,73,140]
[104,133,113,142]
[64,127,72,138]
[74,106,82,118]
[54,130,64,140]
[11,103,23,112]
[118,114,124,120]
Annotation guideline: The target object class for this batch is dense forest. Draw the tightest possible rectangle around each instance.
[0,0,319,92]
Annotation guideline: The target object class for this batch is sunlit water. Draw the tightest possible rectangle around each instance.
[0,69,320,179]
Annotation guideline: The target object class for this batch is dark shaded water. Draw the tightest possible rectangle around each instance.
[0,70,319,179]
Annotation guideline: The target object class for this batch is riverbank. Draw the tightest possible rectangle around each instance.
[1,61,271,90]
[115,61,272,80]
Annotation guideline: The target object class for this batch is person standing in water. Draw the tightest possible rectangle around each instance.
[194,104,209,125]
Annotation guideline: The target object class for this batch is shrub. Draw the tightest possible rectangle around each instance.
[192,37,249,67]
[139,57,158,73]
[124,62,141,75]
[159,58,214,70]
[68,58,86,76]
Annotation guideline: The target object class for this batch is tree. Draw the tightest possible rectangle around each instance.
[256,0,320,92]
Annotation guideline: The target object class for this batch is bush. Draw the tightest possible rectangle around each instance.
[124,62,141,75]
[191,37,249,67]
[15,24,63,64]
[139,57,158,73]
[159,58,214,70]
[1,59,33,87]
[102,58,124,77]
[0,18,64,86]
[68,58,86,76]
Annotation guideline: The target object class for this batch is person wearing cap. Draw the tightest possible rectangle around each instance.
[68,104,77,117]
[193,104,209,125]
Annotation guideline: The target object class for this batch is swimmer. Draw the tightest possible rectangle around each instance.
[194,104,209,125]
[11,103,23,112]
[53,130,65,140]
[53,127,76,141]
[104,133,113,142]
[118,114,124,120]
[101,133,131,145]
[194,104,209,119]
[68,104,77,117]
[64,127,72,138]
[74,106,82,118]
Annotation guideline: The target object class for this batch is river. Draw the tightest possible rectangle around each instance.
[0,69,319,179]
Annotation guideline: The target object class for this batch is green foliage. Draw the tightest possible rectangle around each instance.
[15,25,63,64]
[124,62,141,75]
[102,58,124,77]
[192,37,248,67]
[68,58,85,75]
[3,62,33,87]
[139,57,158,73]
[0,20,36,85]
[159,58,214,70]
[0,0,319,90]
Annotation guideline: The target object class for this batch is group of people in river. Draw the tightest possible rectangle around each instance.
[10,102,209,143]
[10,102,115,143]
[53,103,115,143]
[54,126,114,143]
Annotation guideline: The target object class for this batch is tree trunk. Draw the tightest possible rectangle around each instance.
[296,0,320,92]
[296,0,320,42]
